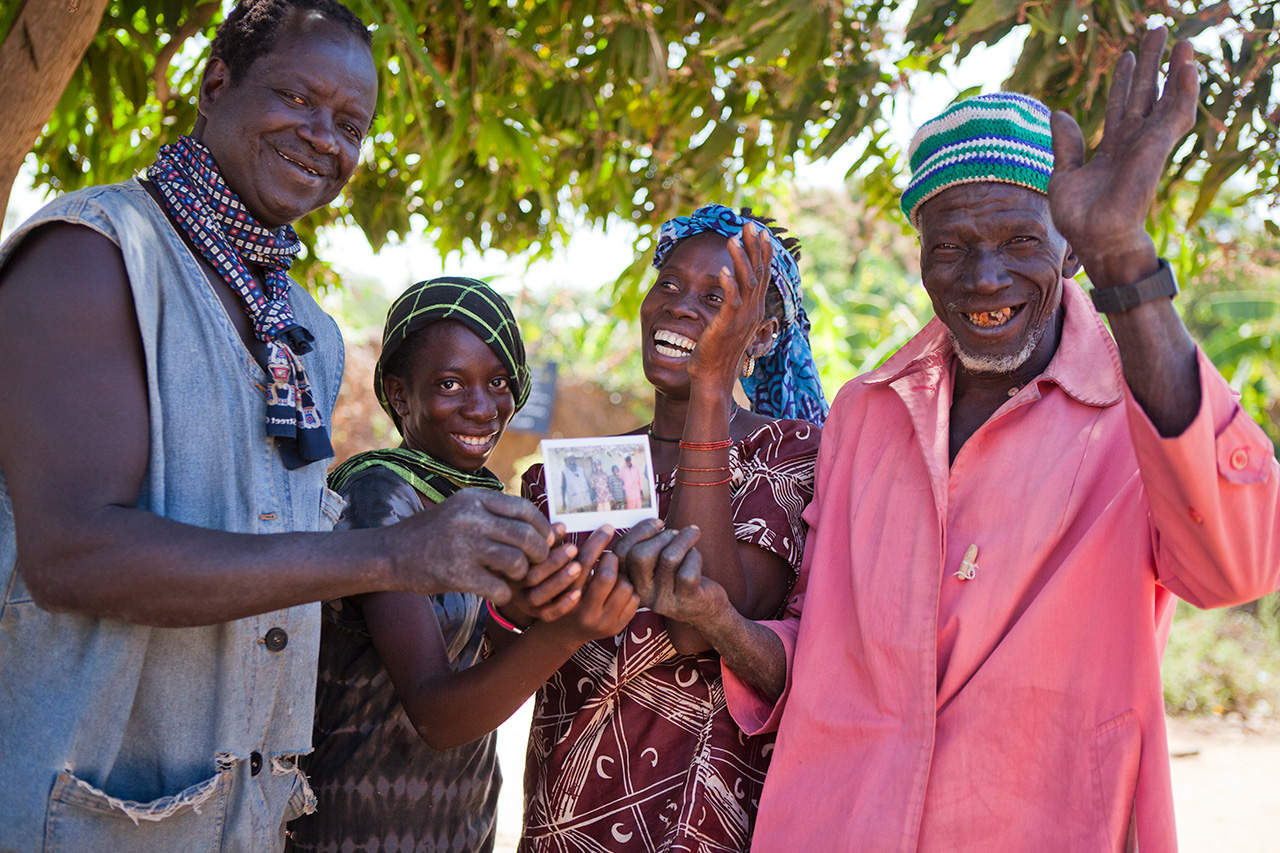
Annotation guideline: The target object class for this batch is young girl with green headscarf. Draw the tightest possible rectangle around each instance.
[290,277,639,853]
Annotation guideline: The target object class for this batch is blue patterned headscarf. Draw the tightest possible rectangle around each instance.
[652,204,828,425]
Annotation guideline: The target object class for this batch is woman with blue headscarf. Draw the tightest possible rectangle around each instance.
[513,206,825,852]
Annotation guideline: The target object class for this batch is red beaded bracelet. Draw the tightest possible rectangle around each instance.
[679,438,733,451]
[485,599,525,634]
[675,474,733,486]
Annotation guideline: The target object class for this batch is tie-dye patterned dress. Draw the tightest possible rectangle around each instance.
[290,466,500,853]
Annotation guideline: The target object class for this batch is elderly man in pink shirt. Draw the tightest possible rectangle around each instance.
[618,28,1280,851]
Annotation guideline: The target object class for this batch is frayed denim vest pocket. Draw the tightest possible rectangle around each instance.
[319,487,346,530]
[269,754,318,825]
[43,764,231,853]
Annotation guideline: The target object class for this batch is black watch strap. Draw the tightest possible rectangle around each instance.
[1089,259,1179,314]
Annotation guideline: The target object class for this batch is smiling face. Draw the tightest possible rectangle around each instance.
[918,182,1076,379]
[640,231,777,396]
[193,9,377,229]
[382,321,515,473]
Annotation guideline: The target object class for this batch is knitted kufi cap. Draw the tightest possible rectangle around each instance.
[901,92,1054,229]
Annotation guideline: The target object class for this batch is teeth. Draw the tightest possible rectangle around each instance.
[654,330,696,355]
[456,435,493,447]
[280,151,321,176]
[965,307,1016,328]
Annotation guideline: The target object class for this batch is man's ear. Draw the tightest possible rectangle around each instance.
[382,375,410,417]
[196,59,233,121]
[751,316,780,358]
[1062,243,1082,279]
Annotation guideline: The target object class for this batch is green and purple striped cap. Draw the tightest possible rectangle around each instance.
[901,92,1054,229]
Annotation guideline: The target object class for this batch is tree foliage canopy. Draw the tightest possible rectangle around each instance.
[3,0,1277,298]
[902,0,1277,235]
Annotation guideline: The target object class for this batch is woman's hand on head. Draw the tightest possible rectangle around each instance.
[686,222,774,387]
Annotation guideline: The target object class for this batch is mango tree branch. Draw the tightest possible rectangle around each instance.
[151,2,218,107]
[0,0,110,223]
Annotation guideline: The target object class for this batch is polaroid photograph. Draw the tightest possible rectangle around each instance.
[539,435,659,532]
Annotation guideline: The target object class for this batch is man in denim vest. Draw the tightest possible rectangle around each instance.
[0,2,552,850]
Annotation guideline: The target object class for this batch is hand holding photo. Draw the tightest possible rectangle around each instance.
[539,436,659,532]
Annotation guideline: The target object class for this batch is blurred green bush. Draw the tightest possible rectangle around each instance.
[1163,594,1280,720]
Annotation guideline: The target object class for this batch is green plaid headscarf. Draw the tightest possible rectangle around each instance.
[375,277,530,434]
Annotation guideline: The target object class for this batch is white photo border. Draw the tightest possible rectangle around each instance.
[539,435,659,532]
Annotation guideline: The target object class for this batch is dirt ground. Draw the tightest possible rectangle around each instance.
[1166,716,1280,851]
[492,704,1280,851]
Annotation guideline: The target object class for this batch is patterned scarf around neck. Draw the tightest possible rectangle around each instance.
[328,447,504,506]
[148,135,333,468]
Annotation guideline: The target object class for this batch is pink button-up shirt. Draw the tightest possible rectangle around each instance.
[724,280,1279,851]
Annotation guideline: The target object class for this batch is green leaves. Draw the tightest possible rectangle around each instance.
[7,0,1276,316]
[11,0,901,295]
[953,0,1024,42]
[22,0,209,195]
[363,0,892,296]
[1175,197,1280,452]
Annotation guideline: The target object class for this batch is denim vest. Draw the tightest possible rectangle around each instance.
[0,180,345,852]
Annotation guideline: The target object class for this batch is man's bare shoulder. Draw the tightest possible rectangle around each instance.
[0,220,137,340]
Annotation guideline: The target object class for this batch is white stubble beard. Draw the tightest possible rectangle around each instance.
[948,324,1043,376]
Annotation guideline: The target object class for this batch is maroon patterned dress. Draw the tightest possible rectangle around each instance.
[519,420,819,853]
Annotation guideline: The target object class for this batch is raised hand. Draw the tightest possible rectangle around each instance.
[1048,27,1199,267]
[391,489,552,603]
[685,221,774,387]
[1048,26,1203,436]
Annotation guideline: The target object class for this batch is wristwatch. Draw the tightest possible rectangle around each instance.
[1089,259,1179,314]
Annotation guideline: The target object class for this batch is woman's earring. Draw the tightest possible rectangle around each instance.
[741,354,756,379]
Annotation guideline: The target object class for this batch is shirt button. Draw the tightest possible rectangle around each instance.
[263,627,288,652]
[1230,448,1249,470]
[250,751,262,776]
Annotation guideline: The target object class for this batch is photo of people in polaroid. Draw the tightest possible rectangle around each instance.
[539,436,659,532]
